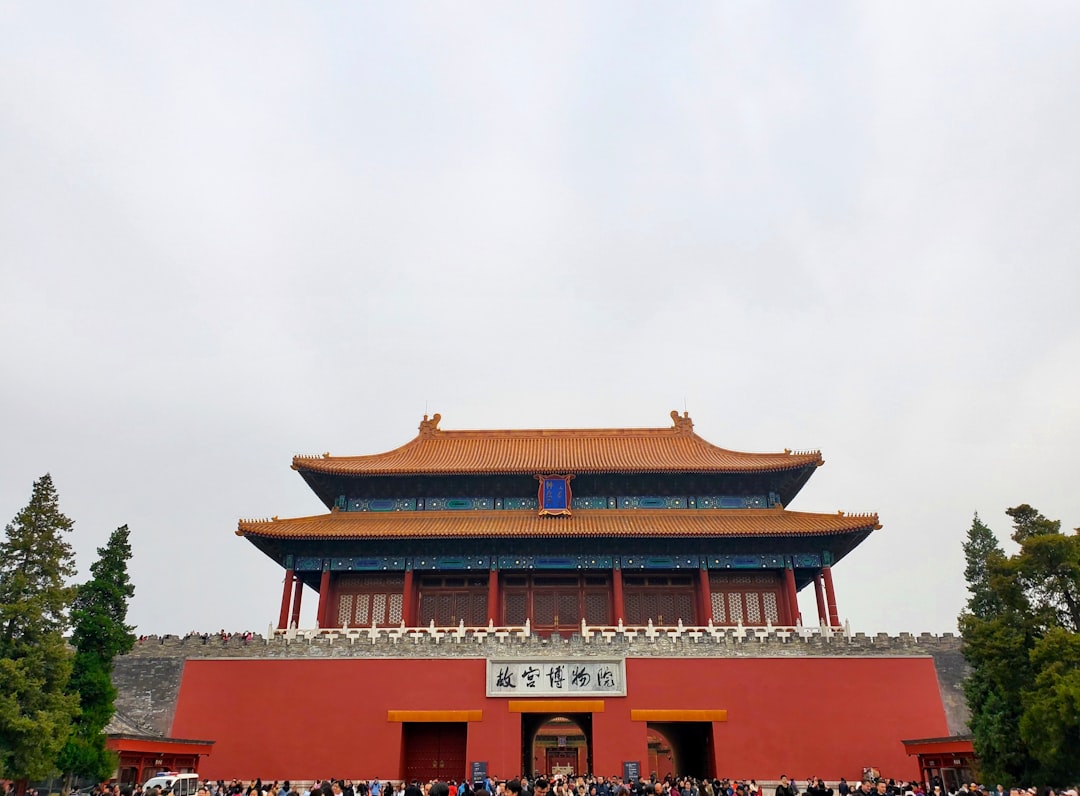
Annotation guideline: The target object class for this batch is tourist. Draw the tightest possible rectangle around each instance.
[776,777,798,796]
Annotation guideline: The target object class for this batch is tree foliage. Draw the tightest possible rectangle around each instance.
[58,524,136,788]
[962,513,1006,620]
[0,474,79,781]
[960,506,1080,786]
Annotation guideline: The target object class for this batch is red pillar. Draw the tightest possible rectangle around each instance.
[487,565,499,625]
[316,568,332,628]
[402,567,415,627]
[783,566,801,625]
[822,565,841,627]
[612,564,625,624]
[698,566,713,625]
[813,572,827,626]
[278,569,294,630]
[290,578,303,628]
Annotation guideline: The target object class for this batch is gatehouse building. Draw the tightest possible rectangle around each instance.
[114,412,968,783]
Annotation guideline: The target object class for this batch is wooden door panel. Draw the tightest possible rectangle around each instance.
[403,723,467,783]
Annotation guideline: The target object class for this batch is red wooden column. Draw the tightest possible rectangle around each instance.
[783,565,801,625]
[278,569,295,630]
[289,578,303,628]
[401,566,415,627]
[698,565,713,625]
[316,566,332,628]
[813,572,827,626]
[612,563,625,624]
[487,564,500,625]
[822,565,841,627]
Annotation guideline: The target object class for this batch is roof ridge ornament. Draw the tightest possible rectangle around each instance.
[670,409,694,435]
[419,413,442,438]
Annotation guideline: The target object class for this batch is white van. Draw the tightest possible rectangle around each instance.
[143,773,200,796]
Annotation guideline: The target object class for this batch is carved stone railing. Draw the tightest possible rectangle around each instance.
[125,623,962,659]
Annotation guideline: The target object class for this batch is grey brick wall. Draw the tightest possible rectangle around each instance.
[112,656,187,736]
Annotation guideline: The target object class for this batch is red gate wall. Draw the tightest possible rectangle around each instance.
[170,657,947,781]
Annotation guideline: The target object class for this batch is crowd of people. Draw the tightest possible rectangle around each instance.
[773,775,1079,796]
[21,773,1077,796]
[135,631,259,644]
[110,773,1080,796]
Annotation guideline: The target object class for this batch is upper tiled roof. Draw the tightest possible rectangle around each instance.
[237,507,879,540]
[292,411,824,476]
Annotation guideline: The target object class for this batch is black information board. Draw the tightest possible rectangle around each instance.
[471,762,488,785]
[623,762,641,783]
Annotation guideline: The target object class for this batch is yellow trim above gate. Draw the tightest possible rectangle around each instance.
[508,700,606,713]
[631,710,727,722]
[387,710,483,722]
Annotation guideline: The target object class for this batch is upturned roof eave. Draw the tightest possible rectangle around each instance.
[235,508,881,541]
[293,463,821,476]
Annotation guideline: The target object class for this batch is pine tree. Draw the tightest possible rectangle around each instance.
[959,505,1080,785]
[962,512,1005,619]
[58,524,136,793]
[0,474,79,784]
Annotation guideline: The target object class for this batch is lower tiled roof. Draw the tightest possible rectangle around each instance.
[237,507,880,540]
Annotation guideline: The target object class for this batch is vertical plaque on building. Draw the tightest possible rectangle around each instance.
[536,474,574,516]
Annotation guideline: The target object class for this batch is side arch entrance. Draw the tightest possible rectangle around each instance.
[645,722,713,778]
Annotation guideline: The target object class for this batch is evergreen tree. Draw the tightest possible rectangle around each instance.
[961,512,1005,619]
[960,505,1080,785]
[0,474,79,783]
[58,525,136,793]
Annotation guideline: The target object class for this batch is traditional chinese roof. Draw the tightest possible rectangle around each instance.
[237,507,879,540]
[291,411,823,476]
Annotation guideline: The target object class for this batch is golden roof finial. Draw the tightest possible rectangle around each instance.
[670,409,694,435]
[419,413,442,438]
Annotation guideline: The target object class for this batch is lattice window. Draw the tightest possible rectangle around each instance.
[372,593,387,623]
[388,593,403,624]
[673,592,694,624]
[584,592,610,625]
[558,593,580,627]
[745,593,761,624]
[763,592,780,624]
[711,592,726,624]
[418,595,435,625]
[504,592,527,625]
[728,592,743,624]
[430,594,450,625]
[338,594,354,626]
[466,593,487,626]
[355,593,371,625]
[534,593,556,626]
[625,592,644,625]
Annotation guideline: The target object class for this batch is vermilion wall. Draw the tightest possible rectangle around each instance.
[171,657,947,782]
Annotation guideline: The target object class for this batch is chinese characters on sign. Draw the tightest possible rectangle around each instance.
[487,659,625,697]
[536,474,574,516]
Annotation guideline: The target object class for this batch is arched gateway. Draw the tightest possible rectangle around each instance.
[162,412,956,780]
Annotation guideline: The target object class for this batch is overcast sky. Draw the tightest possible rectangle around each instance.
[2,3,1078,636]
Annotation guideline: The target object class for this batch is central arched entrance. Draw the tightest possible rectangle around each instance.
[521,713,593,777]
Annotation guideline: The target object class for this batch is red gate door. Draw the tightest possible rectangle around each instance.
[403,723,468,783]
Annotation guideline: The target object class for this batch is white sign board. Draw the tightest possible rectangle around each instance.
[486,659,626,697]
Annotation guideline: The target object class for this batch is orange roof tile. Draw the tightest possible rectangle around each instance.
[292,411,823,476]
[237,507,879,540]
